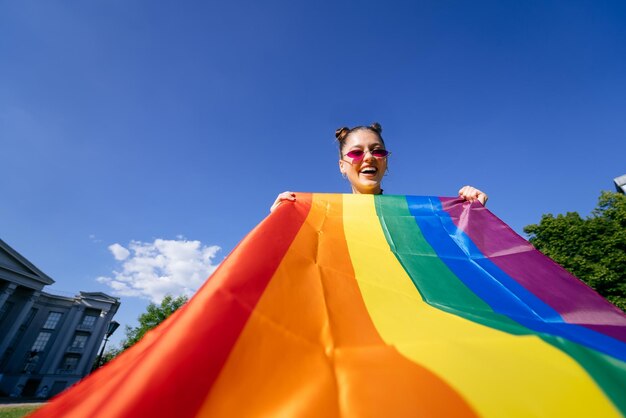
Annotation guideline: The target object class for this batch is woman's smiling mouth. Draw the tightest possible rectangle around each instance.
[360,166,378,176]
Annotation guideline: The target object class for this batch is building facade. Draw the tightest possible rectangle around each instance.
[614,174,626,194]
[0,239,120,399]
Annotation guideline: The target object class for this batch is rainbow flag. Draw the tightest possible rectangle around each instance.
[31,194,626,417]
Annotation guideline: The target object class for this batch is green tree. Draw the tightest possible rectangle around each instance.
[121,294,189,350]
[99,347,122,367]
[524,191,626,311]
[94,295,189,366]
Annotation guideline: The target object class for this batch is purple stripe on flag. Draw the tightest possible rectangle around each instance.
[440,197,626,343]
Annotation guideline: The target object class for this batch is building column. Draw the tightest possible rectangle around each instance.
[41,305,85,375]
[0,291,39,359]
[77,310,111,375]
[0,283,18,312]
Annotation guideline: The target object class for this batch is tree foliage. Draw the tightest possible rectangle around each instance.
[99,347,122,367]
[121,294,189,350]
[524,191,626,311]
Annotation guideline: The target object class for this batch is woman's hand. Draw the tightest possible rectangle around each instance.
[458,185,488,206]
[270,191,296,213]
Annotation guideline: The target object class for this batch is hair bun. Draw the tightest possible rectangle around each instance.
[335,127,350,142]
[370,122,382,133]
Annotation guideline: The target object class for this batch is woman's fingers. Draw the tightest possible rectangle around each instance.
[270,191,296,213]
[279,191,296,202]
[458,185,488,206]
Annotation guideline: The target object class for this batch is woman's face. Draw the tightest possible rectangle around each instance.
[338,130,388,194]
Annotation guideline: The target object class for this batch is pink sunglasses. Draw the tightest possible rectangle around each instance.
[343,149,390,161]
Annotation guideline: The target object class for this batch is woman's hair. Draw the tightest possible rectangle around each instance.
[335,123,385,157]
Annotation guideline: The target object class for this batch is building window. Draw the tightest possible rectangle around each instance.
[43,312,62,329]
[60,354,80,371]
[70,333,89,349]
[23,351,41,373]
[80,315,97,329]
[31,332,51,352]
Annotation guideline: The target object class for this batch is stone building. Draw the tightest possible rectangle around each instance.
[0,239,120,399]
[614,174,626,194]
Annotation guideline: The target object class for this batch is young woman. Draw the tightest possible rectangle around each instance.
[270,123,488,212]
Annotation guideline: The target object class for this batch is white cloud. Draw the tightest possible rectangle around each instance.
[108,243,130,260]
[97,238,221,303]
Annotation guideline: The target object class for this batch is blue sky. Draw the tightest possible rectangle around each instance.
[2,1,625,347]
